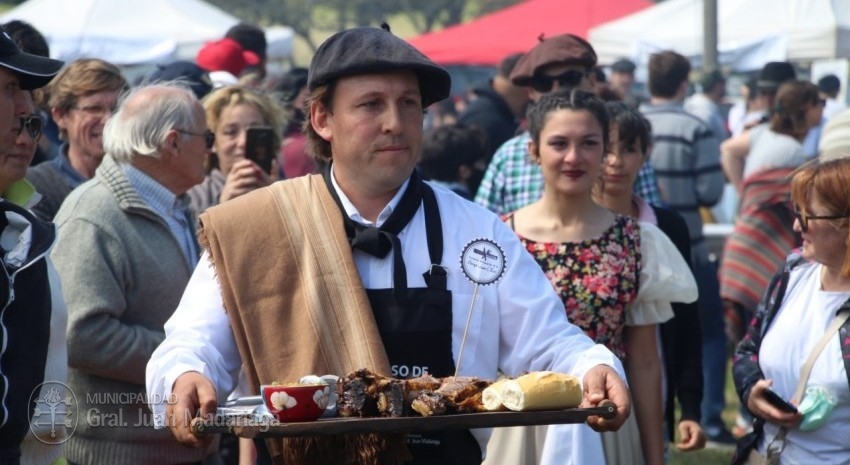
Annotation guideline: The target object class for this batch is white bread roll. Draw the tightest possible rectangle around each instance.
[482,378,511,411]
[500,371,582,411]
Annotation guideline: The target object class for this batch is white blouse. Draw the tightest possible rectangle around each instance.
[626,221,700,327]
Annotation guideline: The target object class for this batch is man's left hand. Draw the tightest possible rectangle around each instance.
[580,365,631,432]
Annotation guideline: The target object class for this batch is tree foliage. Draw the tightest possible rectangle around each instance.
[206,0,523,52]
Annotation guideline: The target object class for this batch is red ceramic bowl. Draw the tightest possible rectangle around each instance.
[261,383,330,422]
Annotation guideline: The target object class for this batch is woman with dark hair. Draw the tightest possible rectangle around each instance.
[500,89,697,465]
[594,101,706,456]
[719,81,822,356]
[721,80,823,193]
[719,81,818,437]
[731,158,850,465]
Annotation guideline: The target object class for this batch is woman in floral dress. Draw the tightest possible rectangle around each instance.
[502,89,697,465]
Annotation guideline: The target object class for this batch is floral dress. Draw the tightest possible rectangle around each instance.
[504,214,640,359]
[489,213,698,465]
[505,215,641,359]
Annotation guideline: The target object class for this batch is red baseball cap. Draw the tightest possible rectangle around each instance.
[196,37,259,77]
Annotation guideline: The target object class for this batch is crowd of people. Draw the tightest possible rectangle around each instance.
[2,11,850,465]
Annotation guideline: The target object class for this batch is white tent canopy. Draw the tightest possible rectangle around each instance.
[589,0,850,71]
[0,0,294,65]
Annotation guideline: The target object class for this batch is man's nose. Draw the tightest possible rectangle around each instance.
[382,105,403,134]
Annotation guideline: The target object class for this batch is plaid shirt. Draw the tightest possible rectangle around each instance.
[475,131,663,215]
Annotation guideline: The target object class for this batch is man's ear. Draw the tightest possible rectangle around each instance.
[51,107,68,129]
[163,129,180,155]
[310,101,332,142]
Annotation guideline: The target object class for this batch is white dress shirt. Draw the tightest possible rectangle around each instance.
[146,173,623,457]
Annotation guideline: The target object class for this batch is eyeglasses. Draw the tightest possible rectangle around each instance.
[16,115,44,141]
[530,69,587,93]
[72,104,116,117]
[176,128,215,149]
[793,207,848,232]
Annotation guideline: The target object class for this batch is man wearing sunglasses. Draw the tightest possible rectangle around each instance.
[50,83,216,465]
[474,33,662,215]
[0,25,66,465]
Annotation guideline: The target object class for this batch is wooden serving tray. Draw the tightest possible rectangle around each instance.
[191,404,617,439]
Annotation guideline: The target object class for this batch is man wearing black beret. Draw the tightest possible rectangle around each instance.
[148,25,631,465]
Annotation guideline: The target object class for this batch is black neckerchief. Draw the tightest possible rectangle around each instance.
[322,165,425,300]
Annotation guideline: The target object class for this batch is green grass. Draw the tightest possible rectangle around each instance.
[669,353,739,465]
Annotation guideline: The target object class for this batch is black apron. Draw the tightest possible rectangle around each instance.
[328,169,482,465]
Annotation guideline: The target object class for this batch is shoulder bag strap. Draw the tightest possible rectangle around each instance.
[792,307,850,402]
[770,307,850,456]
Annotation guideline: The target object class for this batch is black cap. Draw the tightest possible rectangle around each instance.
[757,62,796,91]
[307,25,451,107]
[147,60,213,100]
[611,58,636,74]
[0,27,63,90]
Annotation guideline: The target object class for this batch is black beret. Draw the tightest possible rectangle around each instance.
[307,25,451,107]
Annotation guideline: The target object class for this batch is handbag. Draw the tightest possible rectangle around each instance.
[738,308,850,465]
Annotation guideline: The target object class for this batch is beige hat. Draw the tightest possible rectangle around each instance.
[819,108,850,161]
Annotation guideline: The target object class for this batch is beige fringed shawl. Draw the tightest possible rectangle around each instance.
[198,174,407,464]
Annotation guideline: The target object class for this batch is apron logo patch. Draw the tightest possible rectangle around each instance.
[459,238,506,285]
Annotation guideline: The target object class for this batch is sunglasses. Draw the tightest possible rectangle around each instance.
[793,207,847,232]
[530,69,587,93]
[176,128,215,149]
[16,115,44,141]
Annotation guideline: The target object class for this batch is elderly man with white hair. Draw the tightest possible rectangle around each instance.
[50,83,218,465]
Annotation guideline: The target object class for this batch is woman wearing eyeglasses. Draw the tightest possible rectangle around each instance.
[732,158,850,465]
[186,85,283,214]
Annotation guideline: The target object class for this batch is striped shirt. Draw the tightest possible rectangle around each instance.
[640,101,725,259]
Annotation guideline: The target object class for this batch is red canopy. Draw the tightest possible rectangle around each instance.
[407,0,652,66]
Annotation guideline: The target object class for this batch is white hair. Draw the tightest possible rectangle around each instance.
[104,82,200,163]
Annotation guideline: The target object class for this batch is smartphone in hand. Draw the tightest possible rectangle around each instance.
[245,126,276,174]
[763,388,798,413]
